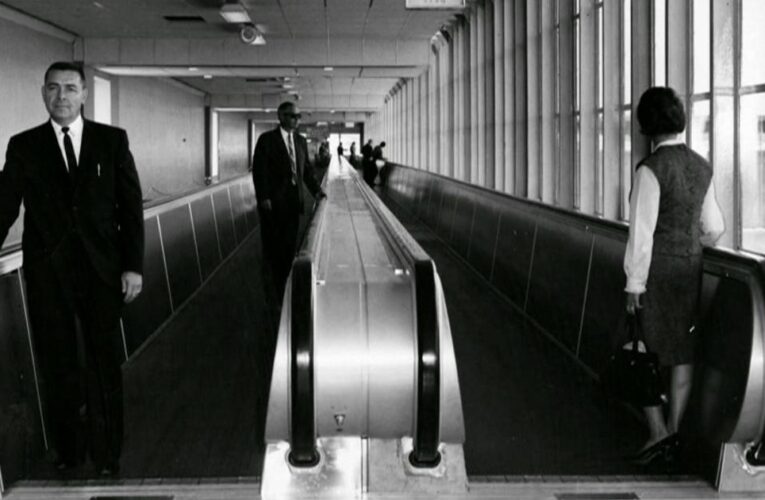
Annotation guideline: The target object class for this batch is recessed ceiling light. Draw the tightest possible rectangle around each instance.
[188,67,199,71]
[220,2,251,24]
[203,74,213,79]
[282,83,294,89]
[323,66,333,71]
[330,109,335,114]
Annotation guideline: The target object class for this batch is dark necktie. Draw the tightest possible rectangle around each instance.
[287,133,297,185]
[62,127,78,180]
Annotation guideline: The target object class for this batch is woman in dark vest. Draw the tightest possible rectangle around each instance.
[623,87,725,464]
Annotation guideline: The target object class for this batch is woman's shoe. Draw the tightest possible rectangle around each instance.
[628,433,680,465]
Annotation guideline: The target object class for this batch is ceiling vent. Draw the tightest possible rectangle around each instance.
[163,15,206,22]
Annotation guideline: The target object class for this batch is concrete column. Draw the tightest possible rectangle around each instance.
[541,0,555,203]
[579,0,597,214]
[504,0,515,194]
[558,0,576,209]
[493,0,505,190]
[470,6,479,183]
[514,0,528,197]
[527,0,540,200]
[603,0,622,219]
[484,0,495,189]
[476,3,486,186]
[631,0,651,169]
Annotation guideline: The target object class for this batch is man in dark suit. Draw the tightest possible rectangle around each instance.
[361,138,375,186]
[0,62,144,476]
[252,101,325,299]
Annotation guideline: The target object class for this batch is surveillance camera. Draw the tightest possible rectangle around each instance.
[240,24,264,45]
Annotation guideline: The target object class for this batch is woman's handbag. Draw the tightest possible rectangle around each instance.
[600,315,665,406]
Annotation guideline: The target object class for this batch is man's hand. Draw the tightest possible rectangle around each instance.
[260,199,272,211]
[626,292,642,315]
[122,271,143,303]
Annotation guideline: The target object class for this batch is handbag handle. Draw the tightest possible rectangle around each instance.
[626,313,646,353]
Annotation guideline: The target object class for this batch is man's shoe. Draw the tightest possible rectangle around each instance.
[99,462,120,477]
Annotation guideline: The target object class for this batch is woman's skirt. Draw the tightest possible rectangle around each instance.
[640,252,703,367]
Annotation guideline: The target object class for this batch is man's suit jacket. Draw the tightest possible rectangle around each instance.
[0,120,144,289]
[252,127,322,214]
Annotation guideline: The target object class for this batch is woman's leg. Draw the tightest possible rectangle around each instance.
[642,405,670,448]
[668,363,694,434]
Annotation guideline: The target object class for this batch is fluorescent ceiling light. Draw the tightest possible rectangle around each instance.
[220,3,251,24]
[323,66,334,71]
[203,74,213,79]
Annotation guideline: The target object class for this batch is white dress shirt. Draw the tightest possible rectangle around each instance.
[50,115,83,172]
[623,138,725,294]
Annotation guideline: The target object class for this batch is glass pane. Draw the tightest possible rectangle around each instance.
[690,99,711,161]
[693,0,710,93]
[740,93,765,253]
[623,0,631,104]
[596,111,604,215]
[575,16,580,111]
[598,4,604,109]
[575,113,581,209]
[742,0,765,86]
[653,0,666,86]
[621,109,632,221]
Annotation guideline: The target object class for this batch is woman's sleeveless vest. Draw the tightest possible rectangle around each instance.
[641,145,712,257]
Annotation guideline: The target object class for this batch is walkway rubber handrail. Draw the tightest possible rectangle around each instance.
[410,259,441,466]
[287,256,320,467]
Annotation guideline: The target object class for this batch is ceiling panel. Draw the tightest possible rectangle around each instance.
[4,0,466,111]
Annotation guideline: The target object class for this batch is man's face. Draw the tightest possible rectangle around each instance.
[42,70,88,126]
[278,105,301,132]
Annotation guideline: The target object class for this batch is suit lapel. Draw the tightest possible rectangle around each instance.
[78,120,94,184]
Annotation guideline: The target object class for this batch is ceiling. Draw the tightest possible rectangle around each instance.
[1,0,467,112]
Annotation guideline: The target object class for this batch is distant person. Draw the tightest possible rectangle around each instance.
[349,142,357,167]
[623,87,724,466]
[0,61,144,476]
[337,142,344,158]
[252,101,326,299]
[361,139,376,187]
[372,141,387,186]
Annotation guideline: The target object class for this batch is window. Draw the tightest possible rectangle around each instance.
[652,0,667,86]
[740,0,765,252]
[573,0,581,209]
[690,0,711,161]
[595,0,605,216]
[620,0,632,220]
[93,76,112,125]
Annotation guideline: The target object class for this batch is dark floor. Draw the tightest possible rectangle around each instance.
[28,233,277,480]
[378,191,688,477]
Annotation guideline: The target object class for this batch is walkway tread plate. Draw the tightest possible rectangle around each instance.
[555,494,638,500]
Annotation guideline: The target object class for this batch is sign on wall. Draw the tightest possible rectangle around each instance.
[405,0,465,9]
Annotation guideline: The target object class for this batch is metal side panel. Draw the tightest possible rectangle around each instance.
[434,269,465,444]
[264,279,292,442]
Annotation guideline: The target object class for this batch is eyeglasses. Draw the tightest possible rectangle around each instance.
[284,112,302,119]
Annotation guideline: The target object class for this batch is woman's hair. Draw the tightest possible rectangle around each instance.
[637,87,686,136]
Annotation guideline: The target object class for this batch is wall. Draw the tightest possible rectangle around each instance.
[117,77,206,202]
[218,112,250,180]
[0,16,71,250]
